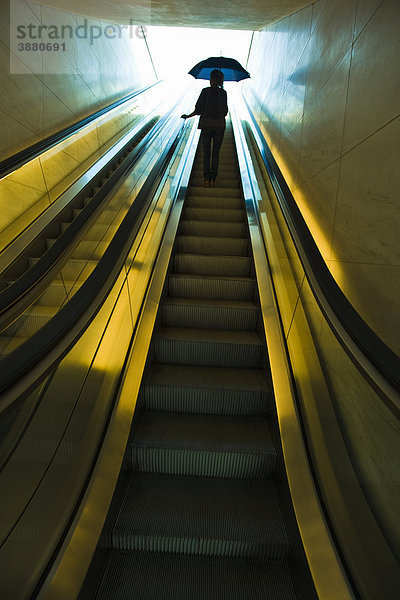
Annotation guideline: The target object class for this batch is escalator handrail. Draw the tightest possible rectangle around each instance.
[243,95,400,413]
[0,108,175,330]
[0,117,185,414]
[0,81,161,180]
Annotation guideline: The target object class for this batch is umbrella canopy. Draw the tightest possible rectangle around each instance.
[188,56,250,82]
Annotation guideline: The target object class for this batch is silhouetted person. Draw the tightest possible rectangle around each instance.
[181,69,228,187]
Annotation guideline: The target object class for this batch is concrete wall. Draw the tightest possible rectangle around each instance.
[245,0,400,355]
[0,0,156,161]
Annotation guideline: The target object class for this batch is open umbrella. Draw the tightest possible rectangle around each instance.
[188,56,250,82]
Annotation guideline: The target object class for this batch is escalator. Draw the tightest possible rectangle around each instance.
[0,122,152,358]
[0,109,167,444]
[86,119,315,599]
[0,90,398,600]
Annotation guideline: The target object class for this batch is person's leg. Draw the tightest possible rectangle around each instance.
[201,129,212,181]
[210,128,225,182]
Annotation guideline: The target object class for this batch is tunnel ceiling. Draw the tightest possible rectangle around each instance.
[36,0,315,30]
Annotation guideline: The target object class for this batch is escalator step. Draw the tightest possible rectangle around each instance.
[216,151,237,159]
[184,195,242,209]
[191,168,239,180]
[174,253,252,277]
[191,163,239,174]
[179,220,247,238]
[177,235,248,257]
[168,273,254,301]
[190,177,239,189]
[154,327,263,368]
[112,473,289,559]
[130,411,276,479]
[217,161,238,169]
[162,297,258,330]
[193,154,237,164]
[97,551,297,600]
[142,364,270,416]
[60,222,71,233]
[188,186,242,199]
[183,207,244,223]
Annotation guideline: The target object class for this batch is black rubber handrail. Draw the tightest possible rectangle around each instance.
[0,81,161,179]
[244,96,400,398]
[0,118,185,411]
[0,108,173,330]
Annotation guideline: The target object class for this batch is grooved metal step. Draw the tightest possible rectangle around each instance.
[184,195,243,209]
[59,220,81,234]
[177,235,248,257]
[97,551,298,600]
[193,154,236,163]
[183,207,244,223]
[113,474,289,559]
[191,171,239,182]
[130,411,276,478]
[154,327,263,368]
[179,220,247,238]
[141,364,270,416]
[190,177,239,188]
[174,253,252,277]
[217,159,238,167]
[191,165,239,177]
[188,186,242,198]
[168,273,254,301]
[162,297,258,330]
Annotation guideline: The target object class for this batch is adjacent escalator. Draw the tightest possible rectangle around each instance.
[0,115,158,358]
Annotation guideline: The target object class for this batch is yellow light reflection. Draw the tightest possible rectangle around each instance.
[0,86,161,252]
[292,187,333,264]
[262,135,341,269]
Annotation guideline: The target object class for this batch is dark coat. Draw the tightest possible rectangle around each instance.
[195,87,228,120]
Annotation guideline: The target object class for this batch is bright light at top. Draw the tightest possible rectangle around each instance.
[143,26,253,83]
